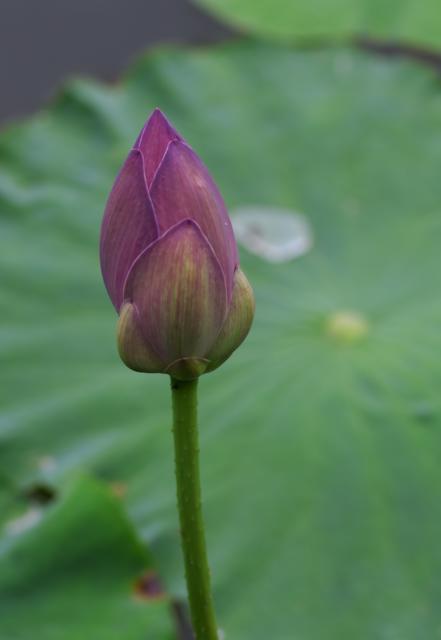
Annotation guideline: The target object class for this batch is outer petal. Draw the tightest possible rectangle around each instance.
[149,140,238,300]
[134,109,182,188]
[100,150,158,311]
[206,268,255,372]
[117,303,165,373]
[124,219,228,365]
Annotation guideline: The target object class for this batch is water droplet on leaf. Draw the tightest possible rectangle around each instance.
[232,206,313,263]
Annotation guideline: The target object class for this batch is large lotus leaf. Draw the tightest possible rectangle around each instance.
[2,40,441,639]
[193,0,441,49]
[0,476,174,639]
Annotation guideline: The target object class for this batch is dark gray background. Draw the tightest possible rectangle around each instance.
[0,0,233,126]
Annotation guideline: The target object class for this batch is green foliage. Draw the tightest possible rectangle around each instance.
[193,0,441,48]
[0,477,174,639]
[2,40,441,638]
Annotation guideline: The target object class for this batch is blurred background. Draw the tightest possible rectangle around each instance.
[0,0,233,125]
[2,1,441,639]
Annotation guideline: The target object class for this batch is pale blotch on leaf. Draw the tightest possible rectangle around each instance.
[326,310,369,343]
[5,507,42,536]
[232,206,313,263]
[37,455,57,472]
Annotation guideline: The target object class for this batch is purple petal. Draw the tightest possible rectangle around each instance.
[124,219,228,365]
[100,150,158,311]
[150,141,238,299]
[134,109,182,188]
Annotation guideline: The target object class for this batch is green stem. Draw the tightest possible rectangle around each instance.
[170,377,219,640]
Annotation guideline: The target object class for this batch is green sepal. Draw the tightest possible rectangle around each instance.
[206,268,255,373]
[117,302,165,373]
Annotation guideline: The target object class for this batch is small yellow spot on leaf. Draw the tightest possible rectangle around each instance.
[326,310,369,343]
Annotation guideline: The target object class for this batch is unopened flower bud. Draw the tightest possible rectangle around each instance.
[100,109,254,380]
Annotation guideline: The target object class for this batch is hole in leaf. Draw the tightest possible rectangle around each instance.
[23,483,57,506]
[133,570,166,601]
[133,572,197,639]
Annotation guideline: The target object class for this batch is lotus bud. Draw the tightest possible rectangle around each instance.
[100,109,254,380]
